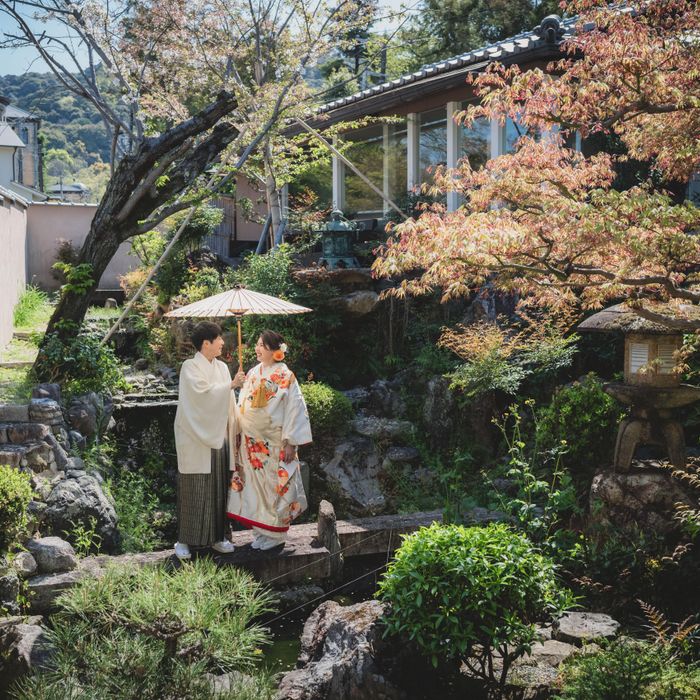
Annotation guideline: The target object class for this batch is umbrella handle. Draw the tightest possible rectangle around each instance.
[237,318,243,372]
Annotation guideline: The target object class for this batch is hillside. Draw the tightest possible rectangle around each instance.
[0,71,111,166]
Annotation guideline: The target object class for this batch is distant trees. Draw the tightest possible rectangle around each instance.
[399,0,560,69]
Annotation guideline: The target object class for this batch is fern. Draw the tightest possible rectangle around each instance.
[638,599,700,661]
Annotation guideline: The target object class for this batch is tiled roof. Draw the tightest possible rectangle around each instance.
[317,14,580,115]
[0,184,29,207]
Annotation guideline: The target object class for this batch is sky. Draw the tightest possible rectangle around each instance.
[0,0,414,77]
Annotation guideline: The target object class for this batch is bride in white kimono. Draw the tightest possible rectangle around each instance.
[226,330,312,551]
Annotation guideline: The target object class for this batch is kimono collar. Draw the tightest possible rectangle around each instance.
[194,351,216,373]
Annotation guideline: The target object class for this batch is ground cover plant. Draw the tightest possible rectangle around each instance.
[378,522,574,698]
[12,559,277,700]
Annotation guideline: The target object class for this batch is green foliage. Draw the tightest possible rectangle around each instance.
[488,403,581,562]
[154,207,224,304]
[13,285,52,329]
[536,373,624,482]
[0,71,113,165]
[51,262,94,296]
[108,472,173,554]
[449,352,527,398]
[228,243,297,300]
[300,382,354,437]
[0,466,33,554]
[446,330,577,401]
[555,639,700,700]
[13,559,276,700]
[377,522,574,691]
[68,516,102,557]
[398,0,560,70]
[35,327,127,395]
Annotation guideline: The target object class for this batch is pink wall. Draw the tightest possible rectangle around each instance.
[0,193,28,348]
[26,203,140,291]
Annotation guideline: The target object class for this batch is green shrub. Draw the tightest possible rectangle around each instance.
[0,466,33,553]
[108,472,173,553]
[536,373,623,482]
[13,559,276,700]
[35,326,128,395]
[13,285,52,329]
[377,522,574,693]
[556,639,700,700]
[301,381,354,437]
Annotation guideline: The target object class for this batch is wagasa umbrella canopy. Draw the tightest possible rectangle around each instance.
[165,286,312,369]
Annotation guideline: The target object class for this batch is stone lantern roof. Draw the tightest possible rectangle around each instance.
[577,303,700,335]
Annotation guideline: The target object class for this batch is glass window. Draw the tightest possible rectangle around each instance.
[459,107,490,169]
[387,120,407,203]
[419,109,447,185]
[504,116,539,153]
[343,125,384,214]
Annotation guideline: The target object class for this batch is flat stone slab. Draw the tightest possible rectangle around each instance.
[0,404,29,423]
[26,510,447,612]
[554,612,620,645]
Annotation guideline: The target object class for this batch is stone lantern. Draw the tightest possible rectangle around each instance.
[318,210,359,269]
[578,303,700,470]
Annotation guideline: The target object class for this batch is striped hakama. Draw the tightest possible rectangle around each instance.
[177,445,228,547]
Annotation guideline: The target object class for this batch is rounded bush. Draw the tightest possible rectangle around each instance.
[0,465,33,553]
[536,373,623,479]
[377,523,572,671]
[301,381,354,437]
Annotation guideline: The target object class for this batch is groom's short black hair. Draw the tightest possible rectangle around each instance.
[191,321,222,351]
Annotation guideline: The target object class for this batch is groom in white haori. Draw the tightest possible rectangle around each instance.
[173,321,245,560]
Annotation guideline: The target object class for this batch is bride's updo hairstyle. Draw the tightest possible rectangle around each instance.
[260,330,284,351]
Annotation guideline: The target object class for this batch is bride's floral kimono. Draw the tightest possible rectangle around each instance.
[226,362,312,541]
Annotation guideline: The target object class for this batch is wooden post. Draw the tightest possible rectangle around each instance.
[316,500,343,580]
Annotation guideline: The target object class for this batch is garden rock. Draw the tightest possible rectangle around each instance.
[334,290,380,316]
[384,446,420,464]
[0,404,29,423]
[67,392,115,438]
[6,422,51,444]
[589,467,696,535]
[0,570,21,614]
[134,358,149,370]
[342,387,370,409]
[350,416,413,441]
[32,383,62,403]
[0,616,52,695]
[321,436,386,514]
[276,600,404,700]
[422,376,456,443]
[12,551,38,578]
[69,430,87,451]
[366,379,407,418]
[277,584,325,612]
[554,612,620,645]
[44,473,119,552]
[28,398,64,426]
[524,639,578,667]
[26,536,78,574]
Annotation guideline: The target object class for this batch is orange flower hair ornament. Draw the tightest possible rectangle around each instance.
[272,342,288,362]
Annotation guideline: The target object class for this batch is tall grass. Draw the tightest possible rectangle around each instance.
[13,285,52,329]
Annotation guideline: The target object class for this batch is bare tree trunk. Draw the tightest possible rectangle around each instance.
[263,139,283,247]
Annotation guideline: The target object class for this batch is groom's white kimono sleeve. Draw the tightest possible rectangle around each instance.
[175,351,233,474]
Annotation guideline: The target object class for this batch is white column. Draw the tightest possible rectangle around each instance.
[407,112,419,191]
[332,139,344,211]
[490,118,502,159]
[446,101,461,211]
[382,124,390,216]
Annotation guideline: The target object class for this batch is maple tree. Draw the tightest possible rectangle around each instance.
[373,0,700,329]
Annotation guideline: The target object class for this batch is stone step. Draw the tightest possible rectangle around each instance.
[0,360,34,369]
